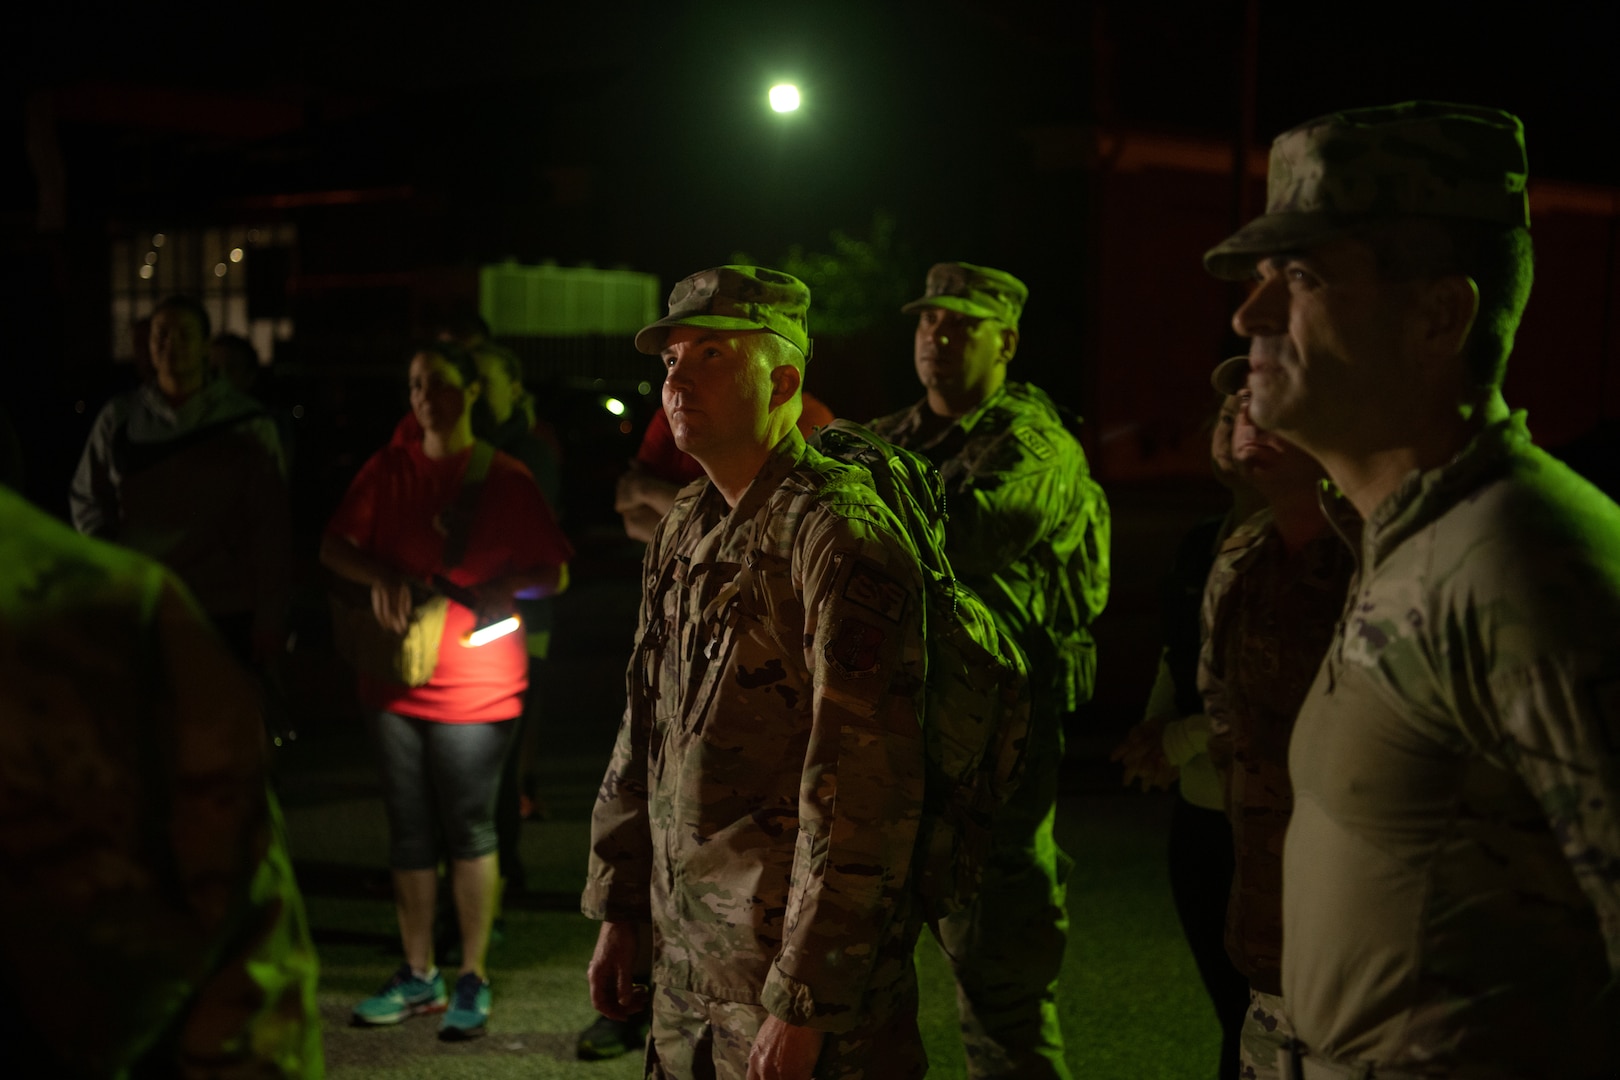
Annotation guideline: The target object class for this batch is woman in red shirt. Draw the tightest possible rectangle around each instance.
[321,344,572,1039]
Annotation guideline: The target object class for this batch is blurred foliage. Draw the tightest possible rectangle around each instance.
[733,212,919,336]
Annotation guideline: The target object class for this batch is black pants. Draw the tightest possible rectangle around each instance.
[369,710,517,868]
[1166,796,1249,1080]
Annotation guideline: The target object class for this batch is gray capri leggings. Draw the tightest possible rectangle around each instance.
[369,711,518,869]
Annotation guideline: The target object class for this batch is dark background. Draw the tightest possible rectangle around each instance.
[6,0,1618,725]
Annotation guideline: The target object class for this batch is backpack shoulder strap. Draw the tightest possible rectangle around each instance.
[441,440,496,569]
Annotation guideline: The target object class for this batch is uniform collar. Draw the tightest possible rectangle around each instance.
[1362,411,1529,567]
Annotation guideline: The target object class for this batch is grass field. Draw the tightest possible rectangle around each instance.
[297,788,1220,1079]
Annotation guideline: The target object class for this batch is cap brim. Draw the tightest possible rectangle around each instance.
[899,295,1001,321]
[1210,355,1250,395]
[633,314,770,355]
[1202,213,1351,280]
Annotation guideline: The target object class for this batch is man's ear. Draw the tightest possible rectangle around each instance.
[1414,274,1479,366]
[1000,326,1020,365]
[769,363,802,409]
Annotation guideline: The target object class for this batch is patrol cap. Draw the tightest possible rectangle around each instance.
[1204,101,1530,281]
[1211,355,1249,395]
[634,265,812,359]
[901,262,1028,328]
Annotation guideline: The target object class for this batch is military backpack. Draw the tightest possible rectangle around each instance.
[808,420,1032,921]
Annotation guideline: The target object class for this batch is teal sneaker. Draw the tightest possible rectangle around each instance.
[438,973,491,1040]
[351,965,447,1026]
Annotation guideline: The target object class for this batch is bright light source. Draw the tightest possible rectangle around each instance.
[139,265,154,280]
[769,84,801,113]
[230,247,244,262]
[463,615,522,647]
[603,396,627,416]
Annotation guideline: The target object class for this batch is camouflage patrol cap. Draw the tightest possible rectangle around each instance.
[1204,101,1529,280]
[1211,355,1249,395]
[901,262,1028,328]
[634,265,813,359]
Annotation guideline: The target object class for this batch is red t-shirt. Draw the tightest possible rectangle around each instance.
[635,392,836,485]
[326,440,573,722]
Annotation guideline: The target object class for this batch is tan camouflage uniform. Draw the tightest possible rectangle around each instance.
[0,486,322,1077]
[583,426,930,1080]
[1196,503,1356,1080]
[873,308,1110,1080]
[1281,416,1620,1076]
[1204,103,1620,1078]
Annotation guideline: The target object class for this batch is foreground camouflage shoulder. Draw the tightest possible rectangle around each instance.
[0,487,321,1076]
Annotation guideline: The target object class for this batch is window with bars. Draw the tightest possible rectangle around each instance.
[109,223,298,364]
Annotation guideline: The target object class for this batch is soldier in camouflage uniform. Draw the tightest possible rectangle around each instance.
[583,267,930,1080]
[870,263,1110,1080]
[1196,359,1357,1080]
[1207,102,1620,1077]
[0,485,321,1077]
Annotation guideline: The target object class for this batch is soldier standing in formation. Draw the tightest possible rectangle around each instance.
[583,267,932,1080]
[871,262,1111,1080]
[1207,102,1620,1077]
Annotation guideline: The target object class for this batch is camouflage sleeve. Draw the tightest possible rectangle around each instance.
[761,505,927,1032]
[943,446,1078,580]
[581,514,666,924]
[1491,656,1620,976]
[0,552,320,1075]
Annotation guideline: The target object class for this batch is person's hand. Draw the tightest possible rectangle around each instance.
[747,1016,824,1080]
[1111,717,1175,792]
[615,465,648,513]
[370,576,414,635]
[587,921,649,1021]
[468,582,518,628]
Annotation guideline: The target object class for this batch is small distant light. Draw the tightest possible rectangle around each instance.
[230,247,244,262]
[152,233,166,248]
[214,262,228,277]
[463,615,522,647]
[637,380,652,395]
[769,84,802,113]
[144,251,158,265]
[292,404,305,419]
[74,400,85,414]
[593,378,605,389]
[139,265,155,280]
[620,419,633,434]
[603,397,626,416]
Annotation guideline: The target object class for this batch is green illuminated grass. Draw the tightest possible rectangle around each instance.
[300,792,1217,1078]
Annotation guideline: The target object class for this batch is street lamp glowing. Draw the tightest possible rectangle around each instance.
[769,84,801,113]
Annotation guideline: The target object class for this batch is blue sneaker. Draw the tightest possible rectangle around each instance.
[351,964,447,1025]
[438,972,491,1040]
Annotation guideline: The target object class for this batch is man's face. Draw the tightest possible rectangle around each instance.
[149,307,209,396]
[913,307,1009,409]
[660,327,777,459]
[474,353,518,424]
[1231,387,1323,494]
[1210,393,1242,488]
[1231,235,1418,448]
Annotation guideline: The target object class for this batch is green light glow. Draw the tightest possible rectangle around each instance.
[769,84,801,113]
[603,396,627,416]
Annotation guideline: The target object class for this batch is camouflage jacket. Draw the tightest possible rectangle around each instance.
[0,486,321,1077]
[1197,502,1356,994]
[1282,413,1620,1075]
[583,428,928,1033]
[870,381,1110,711]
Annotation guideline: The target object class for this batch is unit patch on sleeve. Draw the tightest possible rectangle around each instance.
[825,618,886,678]
[1012,425,1055,460]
